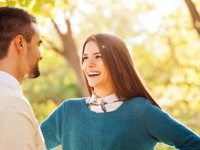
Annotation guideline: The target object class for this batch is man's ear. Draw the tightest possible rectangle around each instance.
[14,35,24,51]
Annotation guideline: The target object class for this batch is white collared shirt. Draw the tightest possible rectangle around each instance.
[0,71,23,96]
[86,93,124,113]
[0,71,46,150]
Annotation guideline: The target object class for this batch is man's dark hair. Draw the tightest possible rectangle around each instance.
[0,6,37,59]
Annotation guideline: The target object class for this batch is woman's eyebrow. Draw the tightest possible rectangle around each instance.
[82,52,101,55]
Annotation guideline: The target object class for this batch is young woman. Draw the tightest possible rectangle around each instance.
[41,33,200,150]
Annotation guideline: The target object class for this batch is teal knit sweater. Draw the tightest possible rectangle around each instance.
[41,97,200,150]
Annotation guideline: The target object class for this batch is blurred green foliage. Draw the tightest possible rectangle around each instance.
[32,100,57,123]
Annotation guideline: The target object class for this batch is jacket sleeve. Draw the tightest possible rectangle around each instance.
[41,101,66,150]
[142,100,200,150]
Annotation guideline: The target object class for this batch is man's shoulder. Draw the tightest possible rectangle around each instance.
[0,85,33,116]
[0,84,19,97]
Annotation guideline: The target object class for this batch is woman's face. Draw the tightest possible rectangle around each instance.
[82,41,114,96]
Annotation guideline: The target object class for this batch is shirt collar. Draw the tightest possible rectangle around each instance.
[87,93,120,104]
[0,71,23,96]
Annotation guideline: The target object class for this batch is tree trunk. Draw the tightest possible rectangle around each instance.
[62,31,87,96]
[49,18,87,96]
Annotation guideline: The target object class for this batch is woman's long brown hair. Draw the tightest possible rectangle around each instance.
[81,33,160,108]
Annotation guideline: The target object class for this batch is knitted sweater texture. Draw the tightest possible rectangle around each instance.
[41,97,200,150]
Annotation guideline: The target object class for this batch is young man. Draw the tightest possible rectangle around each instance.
[0,6,45,149]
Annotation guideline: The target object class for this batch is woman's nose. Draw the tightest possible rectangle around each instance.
[88,58,95,66]
[83,58,95,68]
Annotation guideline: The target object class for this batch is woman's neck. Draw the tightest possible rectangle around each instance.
[93,88,115,98]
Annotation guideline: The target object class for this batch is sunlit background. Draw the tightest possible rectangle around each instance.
[1,0,200,149]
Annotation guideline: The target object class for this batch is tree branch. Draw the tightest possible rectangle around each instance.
[42,36,64,56]
[50,17,65,39]
[66,19,72,36]
[184,0,200,36]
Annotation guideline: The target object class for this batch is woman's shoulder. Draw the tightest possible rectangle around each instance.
[127,97,160,111]
[61,97,87,107]
[51,97,87,114]
[128,97,151,106]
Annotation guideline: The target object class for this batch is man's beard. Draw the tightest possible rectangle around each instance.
[28,63,40,78]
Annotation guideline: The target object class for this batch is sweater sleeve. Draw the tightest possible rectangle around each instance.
[40,101,66,150]
[142,100,200,150]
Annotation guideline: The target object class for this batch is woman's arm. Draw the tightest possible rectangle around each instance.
[143,100,200,149]
[41,101,66,150]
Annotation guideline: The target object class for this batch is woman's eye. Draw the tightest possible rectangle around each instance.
[96,55,102,59]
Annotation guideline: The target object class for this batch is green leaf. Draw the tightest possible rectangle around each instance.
[18,0,32,7]
[5,0,17,6]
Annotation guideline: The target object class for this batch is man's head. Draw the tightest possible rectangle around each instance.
[0,6,42,82]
